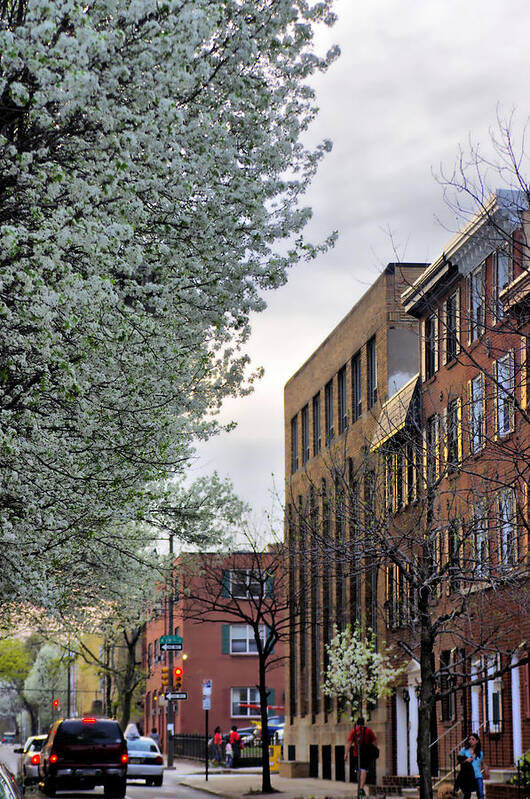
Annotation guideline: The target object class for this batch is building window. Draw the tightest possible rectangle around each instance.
[425,414,440,486]
[148,643,153,669]
[301,405,310,465]
[367,337,377,407]
[469,374,485,453]
[312,393,321,456]
[485,656,503,733]
[440,650,456,722]
[472,505,489,578]
[495,352,515,436]
[494,246,513,321]
[225,569,266,599]
[469,264,485,341]
[406,444,417,504]
[325,380,334,445]
[445,291,459,362]
[497,487,517,568]
[447,520,461,593]
[231,687,260,717]
[338,365,347,434]
[396,449,404,509]
[351,351,362,421]
[425,314,438,379]
[385,452,395,512]
[446,398,461,469]
[230,624,266,654]
[291,415,299,473]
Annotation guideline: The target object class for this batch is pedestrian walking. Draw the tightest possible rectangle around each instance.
[456,733,486,799]
[225,741,233,768]
[149,727,160,746]
[229,725,242,769]
[344,717,378,797]
[212,726,223,765]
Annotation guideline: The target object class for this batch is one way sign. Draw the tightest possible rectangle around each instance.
[165,691,188,701]
[160,642,182,651]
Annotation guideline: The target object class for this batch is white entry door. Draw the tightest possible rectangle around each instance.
[511,656,522,762]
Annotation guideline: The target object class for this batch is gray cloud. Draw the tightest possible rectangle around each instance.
[195,0,530,526]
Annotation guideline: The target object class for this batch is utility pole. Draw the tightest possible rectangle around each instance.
[167,533,175,768]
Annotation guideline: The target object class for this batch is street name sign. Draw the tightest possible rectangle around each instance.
[165,691,188,701]
[160,635,183,644]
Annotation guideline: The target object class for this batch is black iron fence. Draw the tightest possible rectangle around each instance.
[516,757,530,799]
[172,734,263,767]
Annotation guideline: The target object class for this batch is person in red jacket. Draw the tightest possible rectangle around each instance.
[229,726,242,769]
[344,717,377,796]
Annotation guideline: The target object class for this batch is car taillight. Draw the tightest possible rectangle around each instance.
[50,754,58,763]
[154,755,163,765]
[82,717,97,724]
[121,754,128,764]
[31,754,41,766]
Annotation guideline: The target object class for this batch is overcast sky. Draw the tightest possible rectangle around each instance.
[193,0,530,529]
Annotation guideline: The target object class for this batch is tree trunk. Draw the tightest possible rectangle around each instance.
[23,697,38,735]
[119,635,138,730]
[417,587,435,799]
[259,657,273,792]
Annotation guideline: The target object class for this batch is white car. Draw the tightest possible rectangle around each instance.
[15,735,48,785]
[126,736,164,786]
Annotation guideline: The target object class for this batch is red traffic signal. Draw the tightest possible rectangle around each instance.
[52,699,59,710]
[174,666,183,688]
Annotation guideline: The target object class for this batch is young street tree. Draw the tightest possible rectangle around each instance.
[23,474,246,729]
[0,637,40,735]
[0,0,338,612]
[292,170,530,799]
[179,538,297,793]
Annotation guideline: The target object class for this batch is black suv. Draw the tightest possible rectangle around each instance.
[39,718,128,797]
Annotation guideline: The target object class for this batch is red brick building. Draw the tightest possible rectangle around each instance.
[393,190,530,780]
[143,553,285,752]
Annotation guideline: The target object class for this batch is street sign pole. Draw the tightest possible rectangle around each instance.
[167,533,175,769]
[204,707,208,782]
[202,680,212,782]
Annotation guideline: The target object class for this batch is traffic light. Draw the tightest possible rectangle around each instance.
[161,666,169,687]
[174,666,183,690]
[52,699,60,711]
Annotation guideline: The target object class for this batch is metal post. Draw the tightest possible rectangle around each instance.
[167,533,175,768]
[205,708,209,782]
[66,644,71,717]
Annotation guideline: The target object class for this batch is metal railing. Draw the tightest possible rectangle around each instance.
[172,734,263,766]
[515,756,530,799]
[433,721,488,791]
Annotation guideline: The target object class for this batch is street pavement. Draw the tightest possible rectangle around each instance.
[0,746,359,799]
[170,758,359,799]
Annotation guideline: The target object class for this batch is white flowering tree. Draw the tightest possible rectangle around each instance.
[324,624,401,720]
[0,0,338,611]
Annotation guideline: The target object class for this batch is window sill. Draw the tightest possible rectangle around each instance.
[229,652,259,656]
[445,356,458,370]
[423,373,438,387]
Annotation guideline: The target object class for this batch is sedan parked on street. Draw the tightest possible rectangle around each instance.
[15,734,48,785]
[126,736,164,786]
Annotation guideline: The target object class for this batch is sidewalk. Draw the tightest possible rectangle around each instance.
[167,758,359,799]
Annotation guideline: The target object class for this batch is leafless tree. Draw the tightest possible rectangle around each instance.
[179,536,303,794]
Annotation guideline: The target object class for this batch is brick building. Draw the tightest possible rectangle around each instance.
[392,190,530,782]
[283,263,427,780]
[143,552,285,752]
[284,193,530,790]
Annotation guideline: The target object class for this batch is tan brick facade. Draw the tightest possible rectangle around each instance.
[284,263,426,779]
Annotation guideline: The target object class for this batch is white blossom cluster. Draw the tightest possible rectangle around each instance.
[323,624,402,719]
[0,0,338,612]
